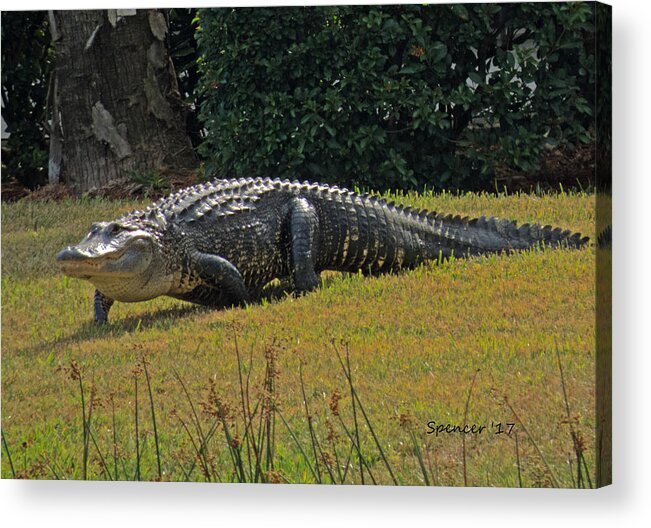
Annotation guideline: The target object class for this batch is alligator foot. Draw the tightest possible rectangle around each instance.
[94,289,114,324]
[192,252,249,305]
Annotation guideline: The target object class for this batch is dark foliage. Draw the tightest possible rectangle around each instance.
[169,8,204,150]
[1,11,52,188]
[197,3,597,191]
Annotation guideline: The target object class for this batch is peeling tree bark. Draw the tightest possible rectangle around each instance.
[50,9,197,194]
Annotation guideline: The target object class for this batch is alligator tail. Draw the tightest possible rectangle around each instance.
[402,210,591,260]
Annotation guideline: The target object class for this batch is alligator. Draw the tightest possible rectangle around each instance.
[56,177,590,323]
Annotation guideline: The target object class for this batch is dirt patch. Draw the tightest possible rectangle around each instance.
[2,167,200,202]
[4,143,596,202]
[83,168,200,200]
[494,142,595,193]
[1,179,31,202]
[23,183,74,201]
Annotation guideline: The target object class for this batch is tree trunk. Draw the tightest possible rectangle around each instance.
[50,9,197,194]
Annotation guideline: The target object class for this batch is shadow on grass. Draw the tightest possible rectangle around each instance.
[15,304,212,358]
[14,274,353,358]
[14,283,303,357]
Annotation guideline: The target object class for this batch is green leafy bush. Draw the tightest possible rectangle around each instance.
[197,3,596,191]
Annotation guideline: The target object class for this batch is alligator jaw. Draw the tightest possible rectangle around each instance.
[56,245,136,279]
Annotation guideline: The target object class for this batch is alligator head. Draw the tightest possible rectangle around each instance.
[56,221,174,302]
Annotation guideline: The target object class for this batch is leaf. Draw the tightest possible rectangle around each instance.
[450,4,469,21]
[400,65,421,75]
[429,41,448,63]
[468,72,483,85]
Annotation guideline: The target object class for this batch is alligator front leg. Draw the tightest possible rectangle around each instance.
[289,197,321,293]
[94,289,114,324]
[192,252,249,306]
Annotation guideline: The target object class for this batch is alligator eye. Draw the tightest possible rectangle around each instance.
[106,223,121,235]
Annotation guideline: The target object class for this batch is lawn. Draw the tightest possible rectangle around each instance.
[1,189,599,486]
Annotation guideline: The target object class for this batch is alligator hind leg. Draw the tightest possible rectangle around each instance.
[192,252,249,306]
[94,289,114,324]
[289,197,321,294]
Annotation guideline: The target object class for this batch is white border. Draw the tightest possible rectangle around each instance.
[2,1,649,526]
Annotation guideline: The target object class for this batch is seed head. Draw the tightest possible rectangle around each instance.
[329,389,342,417]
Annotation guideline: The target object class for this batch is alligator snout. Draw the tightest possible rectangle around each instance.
[56,246,86,263]
[56,246,98,278]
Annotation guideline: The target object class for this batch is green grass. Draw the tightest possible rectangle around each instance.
[1,189,599,486]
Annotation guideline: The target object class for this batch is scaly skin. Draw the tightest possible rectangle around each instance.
[56,177,590,323]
